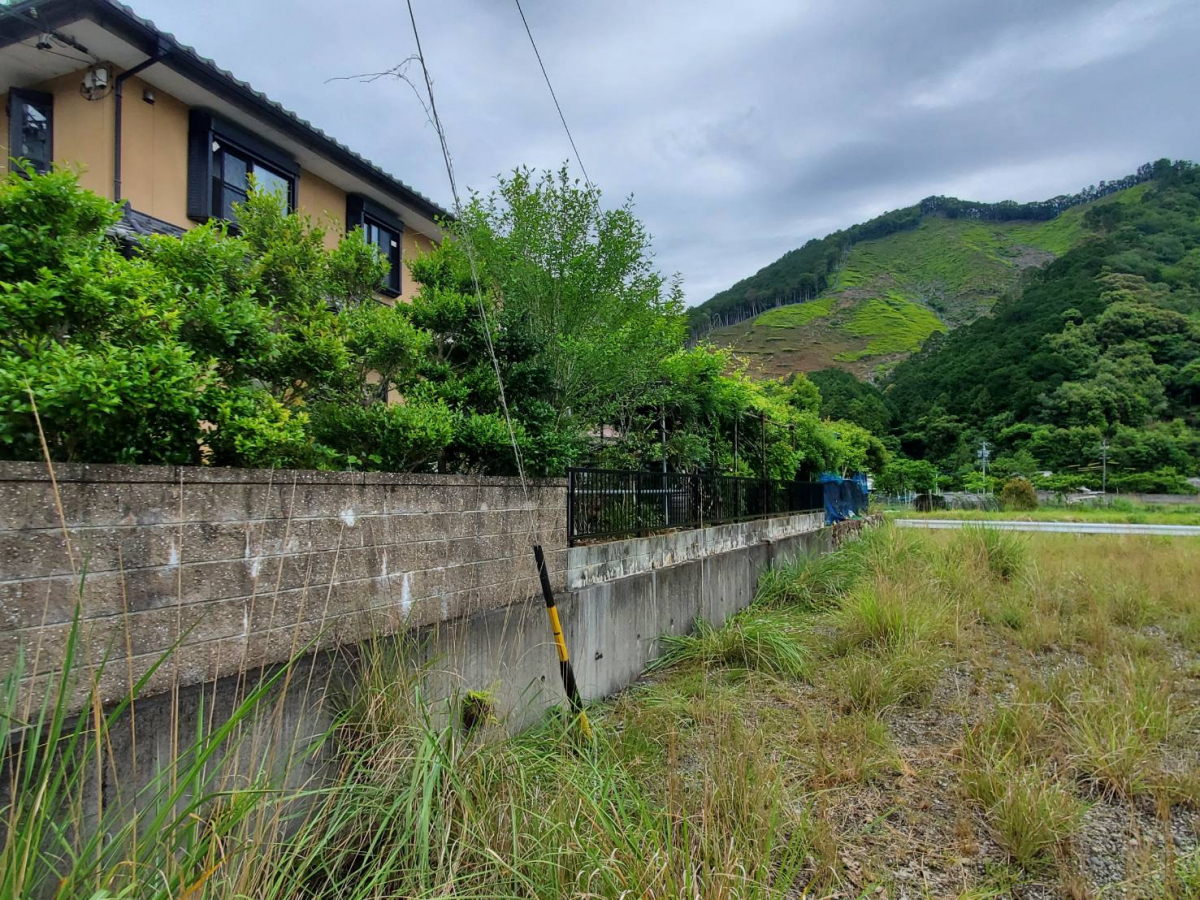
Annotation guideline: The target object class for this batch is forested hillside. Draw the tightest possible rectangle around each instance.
[692,165,1156,335]
[698,168,1157,379]
[842,159,1200,492]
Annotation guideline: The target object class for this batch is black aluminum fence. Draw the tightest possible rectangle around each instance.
[567,467,825,545]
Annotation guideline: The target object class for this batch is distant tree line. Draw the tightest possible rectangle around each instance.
[689,161,1179,341]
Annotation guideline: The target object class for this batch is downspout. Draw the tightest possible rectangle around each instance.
[113,52,163,203]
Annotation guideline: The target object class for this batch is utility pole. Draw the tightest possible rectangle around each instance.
[977,440,991,494]
[1100,437,1109,494]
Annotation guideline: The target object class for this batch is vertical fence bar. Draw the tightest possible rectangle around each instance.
[567,468,576,546]
[633,470,642,536]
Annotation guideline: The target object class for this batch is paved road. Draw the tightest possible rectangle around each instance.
[893,518,1200,537]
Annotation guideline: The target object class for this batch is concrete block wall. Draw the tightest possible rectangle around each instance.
[0,461,565,714]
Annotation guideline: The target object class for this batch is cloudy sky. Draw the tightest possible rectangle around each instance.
[134,0,1200,305]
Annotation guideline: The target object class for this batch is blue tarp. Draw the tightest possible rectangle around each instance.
[820,472,870,524]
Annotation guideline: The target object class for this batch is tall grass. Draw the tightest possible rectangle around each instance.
[1,605,321,900]
[2,612,817,898]
[649,609,811,678]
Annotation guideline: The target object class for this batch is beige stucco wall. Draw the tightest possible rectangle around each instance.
[297,168,346,250]
[26,70,115,198]
[8,66,438,283]
[400,228,436,302]
[119,74,190,228]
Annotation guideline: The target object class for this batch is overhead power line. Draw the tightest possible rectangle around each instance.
[403,0,529,492]
[512,0,592,189]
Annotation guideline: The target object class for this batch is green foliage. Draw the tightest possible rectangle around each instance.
[206,386,312,469]
[451,165,685,424]
[834,293,946,362]
[999,477,1038,511]
[0,169,395,467]
[0,167,888,480]
[875,456,939,495]
[0,169,210,464]
[649,609,811,678]
[309,399,455,471]
[808,367,896,435]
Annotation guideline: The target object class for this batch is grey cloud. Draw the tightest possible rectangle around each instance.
[133,0,1200,305]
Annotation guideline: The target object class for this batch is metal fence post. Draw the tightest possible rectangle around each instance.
[567,468,575,546]
[633,471,642,537]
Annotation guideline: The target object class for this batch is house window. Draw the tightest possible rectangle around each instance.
[7,89,53,174]
[188,109,298,224]
[210,140,293,220]
[347,195,404,297]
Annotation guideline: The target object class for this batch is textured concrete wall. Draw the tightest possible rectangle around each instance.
[425,519,833,732]
[0,461,565,714]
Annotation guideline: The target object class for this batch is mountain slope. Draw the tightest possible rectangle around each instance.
[696,168,1157,379]
[882,159,1200,490]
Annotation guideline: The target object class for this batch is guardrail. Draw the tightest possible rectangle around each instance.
[567,467,824,545]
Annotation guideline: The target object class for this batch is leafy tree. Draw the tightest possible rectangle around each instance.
[0,167,220,464]
[999,477,1038,511]
[876,456,938,495]
[451,166,685,429]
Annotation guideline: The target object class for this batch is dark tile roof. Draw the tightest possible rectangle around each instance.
[110,202,185,242]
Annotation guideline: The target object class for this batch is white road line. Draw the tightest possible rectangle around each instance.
[893,519,1200,537]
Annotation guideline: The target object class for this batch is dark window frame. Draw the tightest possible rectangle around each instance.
[347,194,404,297]
[187,109,298,224]
[7,88,53,175]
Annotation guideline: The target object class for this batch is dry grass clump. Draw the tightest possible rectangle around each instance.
[827,642,946,714]
[960,713,1085,870]
[792,708,900,789]
[960,757,1085,869]
[952,525,1028,582]
[649,608,812,679]
[1060,657,1179,800]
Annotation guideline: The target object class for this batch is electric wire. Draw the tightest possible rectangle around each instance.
[512,0,592,189]
[404,0,529,494]
[403,1,593,738]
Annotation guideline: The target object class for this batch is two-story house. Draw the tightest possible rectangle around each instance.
[0,0,450,301]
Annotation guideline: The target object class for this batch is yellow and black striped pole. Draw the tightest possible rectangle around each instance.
[533,545,592,740]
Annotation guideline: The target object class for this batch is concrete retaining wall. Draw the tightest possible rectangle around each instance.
[429,511,828,730]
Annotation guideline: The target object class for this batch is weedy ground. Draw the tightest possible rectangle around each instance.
[623,525,1200,898]
[3,524,1198,898]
